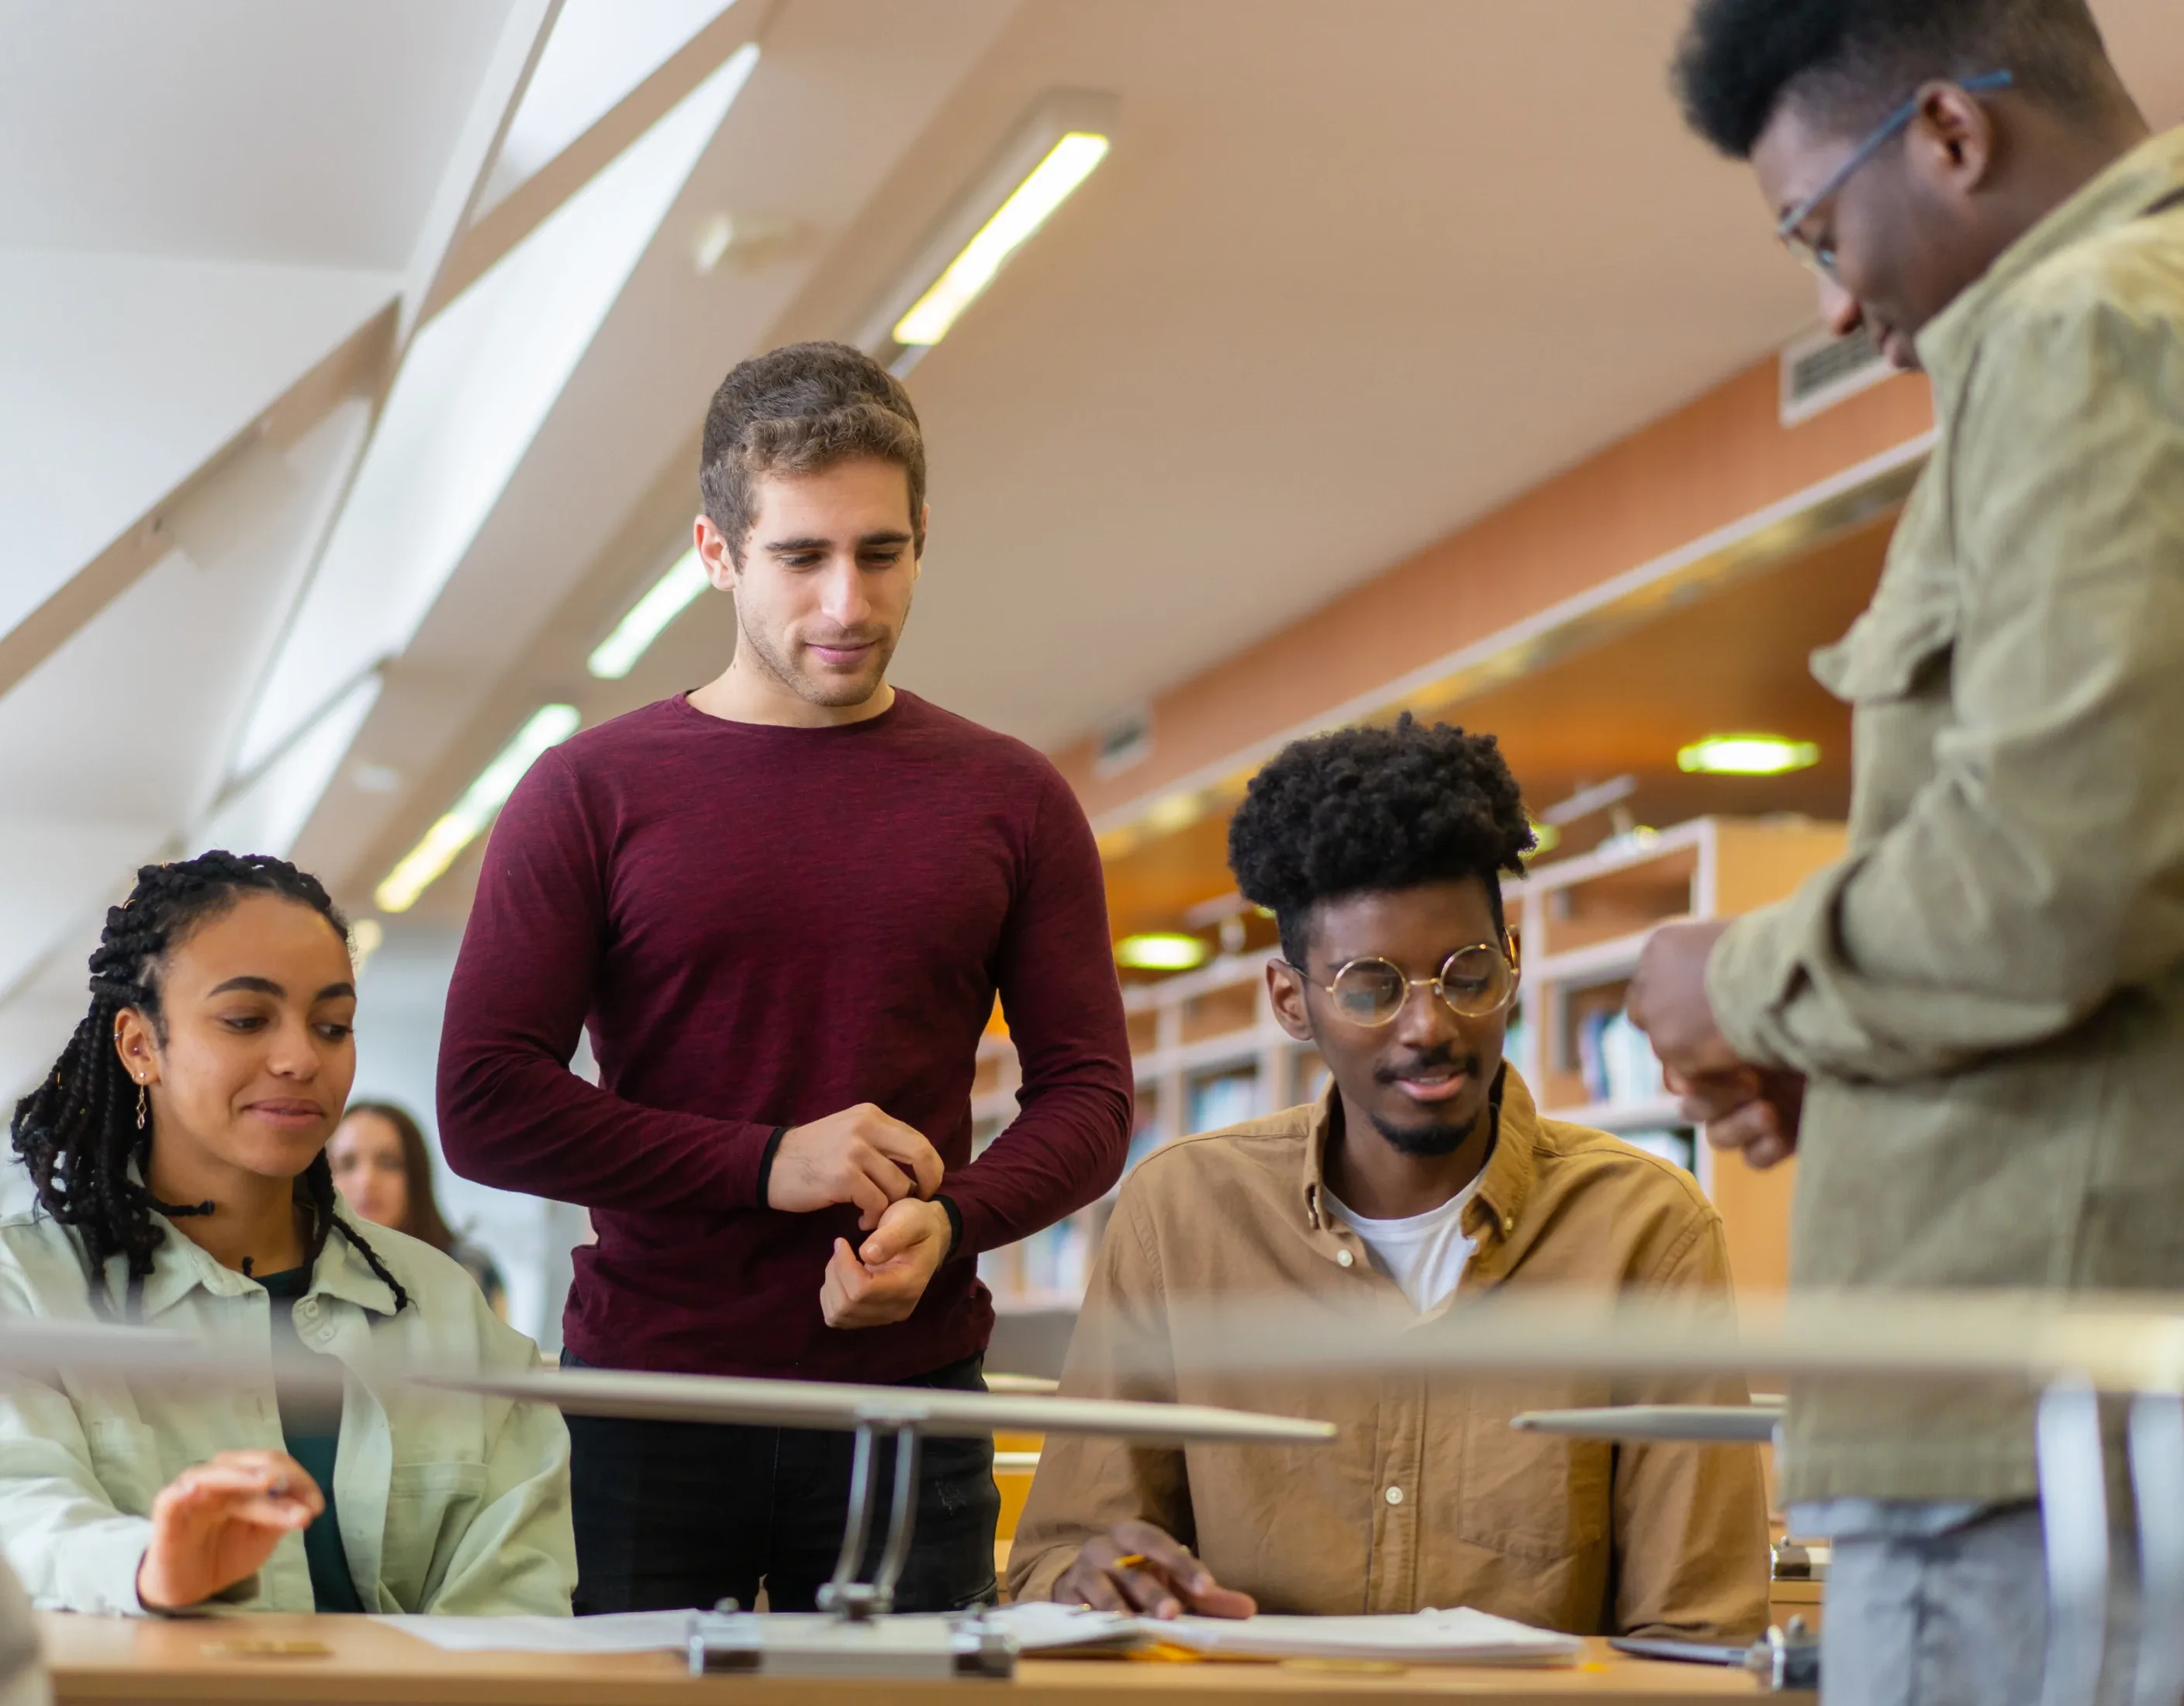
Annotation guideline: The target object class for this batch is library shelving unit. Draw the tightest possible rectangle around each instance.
[972,814,1845,1313]
[1505,814,1845,1296]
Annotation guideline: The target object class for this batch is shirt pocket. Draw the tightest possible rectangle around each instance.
[82,1417,160,1515]
[1814,582,1960,830]
[1450,1385,1612,1562]
[1816,588,1958,703]
[380,1459,490,1605]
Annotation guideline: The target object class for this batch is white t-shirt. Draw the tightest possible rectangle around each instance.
[1322,1180,1481,1313]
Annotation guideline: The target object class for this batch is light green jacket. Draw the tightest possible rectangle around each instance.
[0,1167,575,1616]
[0,1553,43,1706]
[1709,128,2184,1503]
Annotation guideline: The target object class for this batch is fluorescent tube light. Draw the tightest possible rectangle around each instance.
[1116,932,1211,972]
[588,547,711,678]
[891,133,1111,348]
[375,704,582,913]
[859,90,1118,373]
[1677,734,1820,776]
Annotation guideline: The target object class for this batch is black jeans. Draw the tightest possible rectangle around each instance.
[562,1350,1000,1615]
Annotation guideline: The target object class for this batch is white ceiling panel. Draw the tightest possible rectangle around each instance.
[479,0,742,212]
[0,249,394,641]
[239,42,762,775]
[0,402,371,826]
[0,0,518,269]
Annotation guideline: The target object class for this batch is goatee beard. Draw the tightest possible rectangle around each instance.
[1367,1113,1477,1158]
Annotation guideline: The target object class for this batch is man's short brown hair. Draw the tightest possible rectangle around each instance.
[699,341,926,562]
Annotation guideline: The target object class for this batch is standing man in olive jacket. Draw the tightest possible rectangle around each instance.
[1630,2,2184,1701]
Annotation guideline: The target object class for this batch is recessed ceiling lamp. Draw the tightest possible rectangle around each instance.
[588,547,712,679]
[858,90,1118,375]
[375,705,582,913]
[1116,932,1211,972]
[1677,734,1820,776]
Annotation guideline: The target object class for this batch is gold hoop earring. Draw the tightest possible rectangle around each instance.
[135,1083,147,1131]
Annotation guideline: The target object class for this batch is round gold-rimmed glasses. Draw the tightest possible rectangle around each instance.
[1289,942,1518,1027]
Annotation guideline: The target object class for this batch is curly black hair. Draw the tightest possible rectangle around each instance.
[9,851,410,1317]
[1672,0,2122,160]
[1228,714,1535,971]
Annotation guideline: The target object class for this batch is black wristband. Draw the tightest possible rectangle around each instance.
[934,1192,963,1258]
[755,1125,789,1208]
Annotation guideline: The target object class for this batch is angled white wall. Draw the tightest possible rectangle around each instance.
[0,250,396,641]
[239,43,762,776]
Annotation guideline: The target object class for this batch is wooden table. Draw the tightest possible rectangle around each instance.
[40,1614,1808,1705]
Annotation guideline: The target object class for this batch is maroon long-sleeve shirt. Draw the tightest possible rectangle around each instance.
[437,690,1132,1382]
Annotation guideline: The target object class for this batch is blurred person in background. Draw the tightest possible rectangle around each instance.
[330,1103,507,1318]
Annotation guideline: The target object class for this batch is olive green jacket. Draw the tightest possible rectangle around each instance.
[1709,128,2184,1503]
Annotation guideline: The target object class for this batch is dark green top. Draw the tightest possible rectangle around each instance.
[256,1265,366,1613]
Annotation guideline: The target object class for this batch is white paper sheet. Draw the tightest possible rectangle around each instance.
[373,1604,1138,1657]
[373,1604,1577,1666]
[372,1611,707,1654]
[1150,1608,1584,1666]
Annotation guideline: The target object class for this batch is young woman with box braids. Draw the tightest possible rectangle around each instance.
[0,849,575,1618]
[9,849,407,1315]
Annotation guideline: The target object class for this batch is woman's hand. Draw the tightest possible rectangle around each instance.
[136,1449,323,1612]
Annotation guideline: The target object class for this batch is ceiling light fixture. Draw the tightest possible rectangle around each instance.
[1678,734,1820,776]
[375,705,582,913]
[588,547,711,679]
[1116,932,1211,972]
[859,90,1118,375]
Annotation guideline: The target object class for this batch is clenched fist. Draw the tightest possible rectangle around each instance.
[820,1197,954,1329]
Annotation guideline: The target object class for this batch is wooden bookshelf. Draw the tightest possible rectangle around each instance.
[1507,815,1845,1297]
[974,814,1844,1311]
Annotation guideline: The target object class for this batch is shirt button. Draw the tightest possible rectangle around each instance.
[1385,1486,1405,1506]
[1336,1250,1355,1269]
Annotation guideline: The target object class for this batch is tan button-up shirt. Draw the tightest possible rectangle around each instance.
[1007,1070,1770,1639]
[1708,127,2184,1504]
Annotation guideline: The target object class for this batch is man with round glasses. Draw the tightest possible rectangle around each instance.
[1010,716,1770,1639]
[1633,2,2183,1700]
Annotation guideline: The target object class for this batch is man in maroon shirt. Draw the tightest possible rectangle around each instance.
[437,342,1133,1614]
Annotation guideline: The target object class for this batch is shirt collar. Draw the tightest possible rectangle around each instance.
[1916,125,2184,406]
[1300,1060,1537,1244]
[128,1200,400,1322]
